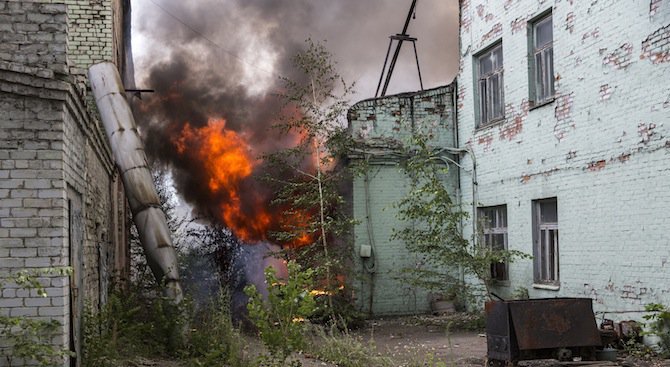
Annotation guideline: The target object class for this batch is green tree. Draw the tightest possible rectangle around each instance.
[244,261,316,365]
[392,131,528,302]
[265,39,356,315]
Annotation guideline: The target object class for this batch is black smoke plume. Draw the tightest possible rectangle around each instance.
[131,0,457,237]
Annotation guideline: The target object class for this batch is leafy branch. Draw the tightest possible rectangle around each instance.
[392,131,528,302]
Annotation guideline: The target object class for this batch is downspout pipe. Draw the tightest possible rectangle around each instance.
[89,62,183,303]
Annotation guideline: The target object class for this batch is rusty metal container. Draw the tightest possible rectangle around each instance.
[486,297,602,365]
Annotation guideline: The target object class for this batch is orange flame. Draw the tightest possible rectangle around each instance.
[174,118,271,242]
[172,118,318,247]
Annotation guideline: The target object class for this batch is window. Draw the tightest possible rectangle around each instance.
[476,43,504,126]
[530,13,554,105]
[532,198,558,285]
[479,205,508,281]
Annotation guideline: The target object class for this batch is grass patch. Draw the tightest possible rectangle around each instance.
[307,325,393,367]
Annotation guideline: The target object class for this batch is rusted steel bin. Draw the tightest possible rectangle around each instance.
[486,297,602,365]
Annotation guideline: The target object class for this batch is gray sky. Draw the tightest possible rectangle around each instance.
[131,0,459,99]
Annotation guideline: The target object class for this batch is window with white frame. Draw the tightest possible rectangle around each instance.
[476,43,504,126]
[530,12,554,104]
[532,198,559,285]
[479,205,508,281]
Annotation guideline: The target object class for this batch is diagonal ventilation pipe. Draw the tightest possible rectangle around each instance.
[89,62,183,303]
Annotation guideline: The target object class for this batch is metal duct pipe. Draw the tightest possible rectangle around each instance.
[89,62,183,303]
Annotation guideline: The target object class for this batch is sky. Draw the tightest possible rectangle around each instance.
[131,0,459,99]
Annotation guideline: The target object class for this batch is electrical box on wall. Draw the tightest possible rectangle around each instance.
[359,244,372,258]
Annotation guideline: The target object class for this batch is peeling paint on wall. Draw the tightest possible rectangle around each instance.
[586,159,607,171]
[503,0,517,11]
[582,28,600,44]
[640,24,670,64]
[461,0,471,31]
[481,22,502,45]
[638,122,657,144]
[598,84,613,101]
[457,85,466,110]
[476,4,485,18]
[500,99,530,141]
[602,43,634,69]
[477,132,494,151]
[565,12,576,34]
[616,152,631,163]
[650,0,663,16]
[553,92,575,141]
[511,16,528,34]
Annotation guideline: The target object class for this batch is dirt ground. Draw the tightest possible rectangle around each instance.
[299,315,487,367]
[130,315,670,367]
[354,317,486,366]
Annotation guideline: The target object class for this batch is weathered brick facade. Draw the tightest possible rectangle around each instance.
[0,1,130,365]
[457,0,670,313]
[350,0,670,318]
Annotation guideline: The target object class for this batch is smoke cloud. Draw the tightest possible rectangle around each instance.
[130,0,458,237]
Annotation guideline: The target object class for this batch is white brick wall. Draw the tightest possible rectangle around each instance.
[0,0,128,365]
[457,0,670,317]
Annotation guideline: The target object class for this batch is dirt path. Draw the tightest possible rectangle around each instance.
[297,315,486,367]
[355,317,487,366]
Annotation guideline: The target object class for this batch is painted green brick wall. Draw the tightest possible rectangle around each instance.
[348,85,458,316]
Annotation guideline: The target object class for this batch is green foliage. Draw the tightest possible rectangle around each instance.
[181,291,250,367]
[244,260,316,364]
[0,268,72,367]
[622,337,655,359]
[84,287,252,367]
[643,303,670,357]
[265,39,357,319]
[82,286,187,367]
[308,324,392,367]
[309,293,366,330]
[511,287,530,300]
[411,353,449,367]
[392,131,529,300]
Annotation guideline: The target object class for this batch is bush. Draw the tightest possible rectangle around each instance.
[244,260,316,364]
[643,303,670,357]
[182,291,250,367]
[82,288,185,366]
[0,268,72,367]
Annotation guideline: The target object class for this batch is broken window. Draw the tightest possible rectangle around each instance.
[530,12,554,105]
[533,198,559,285]
[479,205,508,281]
[476,43,504,126]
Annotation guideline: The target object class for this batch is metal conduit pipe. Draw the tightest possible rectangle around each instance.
[89,62,183,303]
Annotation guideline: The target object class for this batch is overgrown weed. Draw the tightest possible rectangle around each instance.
[83,287,250,367]
[307,324,392,367]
